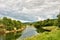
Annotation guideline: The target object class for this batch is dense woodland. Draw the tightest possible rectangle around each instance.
[0,17,25,31]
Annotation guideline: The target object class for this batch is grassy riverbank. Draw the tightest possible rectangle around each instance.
[24,26,60,40]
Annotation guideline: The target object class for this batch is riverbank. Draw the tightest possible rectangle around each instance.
[24,27,60,40]
[0,27,26,34]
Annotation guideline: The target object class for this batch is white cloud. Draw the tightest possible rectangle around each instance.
[0,3,6,8]
[0,0,60,21]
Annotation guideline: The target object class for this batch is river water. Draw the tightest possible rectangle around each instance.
[0,26,38,40]
[17,26,38,40]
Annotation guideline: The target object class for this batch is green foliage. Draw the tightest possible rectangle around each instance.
[57,13,60,27]
[0,17,24,31]
[33,19,57,27]
[33,19,58,33]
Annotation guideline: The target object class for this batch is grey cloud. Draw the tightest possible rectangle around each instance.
[0,0,60,22]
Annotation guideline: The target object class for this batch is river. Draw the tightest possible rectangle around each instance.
[0,26,38,40]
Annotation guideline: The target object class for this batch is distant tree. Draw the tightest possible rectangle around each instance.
[53,20,58,26]
[2,17,8,25]
[34,24,45,32]
[57,13,60,27]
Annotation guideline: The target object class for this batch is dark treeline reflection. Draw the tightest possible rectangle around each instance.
[0,31,22,40]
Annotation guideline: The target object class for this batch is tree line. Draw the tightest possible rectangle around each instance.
[0,17,25,31]
[30,13,60,32]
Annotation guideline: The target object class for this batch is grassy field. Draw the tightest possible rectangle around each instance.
[24,26,60,40]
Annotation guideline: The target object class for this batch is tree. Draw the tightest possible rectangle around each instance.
[2,17,8,25]
[57,13,60,27]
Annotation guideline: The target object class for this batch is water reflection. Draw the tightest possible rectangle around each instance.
[17,26,38,40]
[0,31,22,40]
[0,26,38,40]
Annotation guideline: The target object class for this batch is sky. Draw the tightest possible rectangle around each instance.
[0,0,60,22]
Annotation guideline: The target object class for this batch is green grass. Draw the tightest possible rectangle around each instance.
[42,26,58,30]
[24,27,60,40]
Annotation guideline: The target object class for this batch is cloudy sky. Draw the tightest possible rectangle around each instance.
[0,0,60,22]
